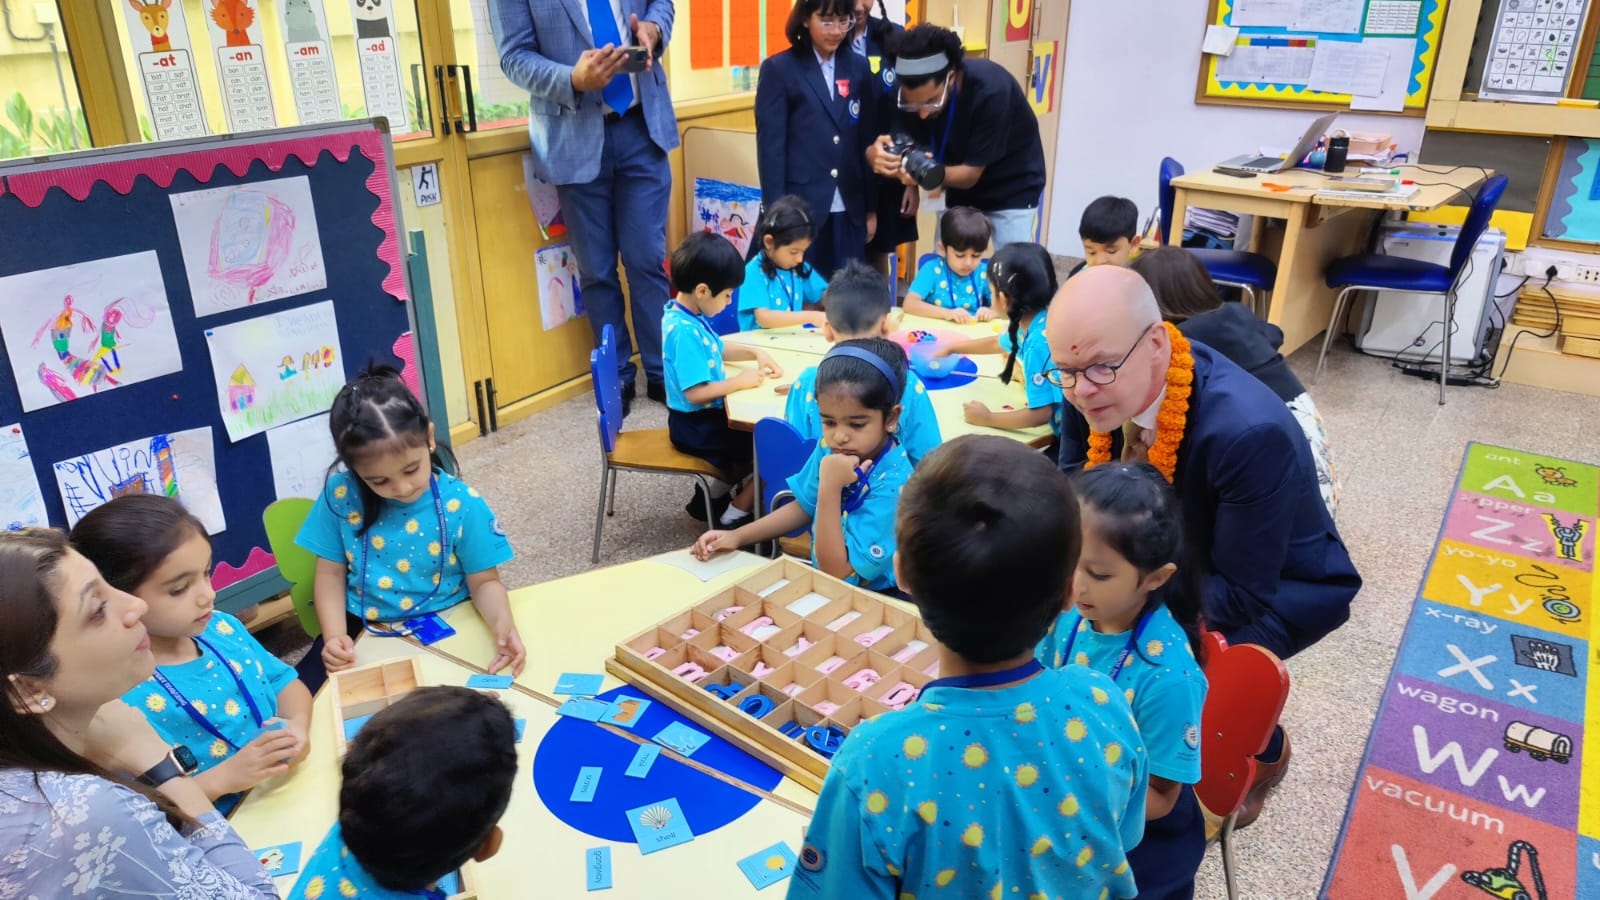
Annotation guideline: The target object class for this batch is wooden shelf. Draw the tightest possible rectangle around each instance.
[1426,98,1600,139]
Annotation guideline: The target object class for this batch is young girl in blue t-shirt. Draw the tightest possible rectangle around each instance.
[296,366,525,677]
[737,196,830,331]
[1037,462,1209,900]
[71,494,313,813]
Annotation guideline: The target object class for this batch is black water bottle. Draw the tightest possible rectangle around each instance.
[1325,135,1350,174]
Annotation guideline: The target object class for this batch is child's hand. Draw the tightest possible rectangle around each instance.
[731,367,765,391]
[774,383,792,396]
[962,401,993,426]
[693,530,739,560]
[488,619,527,676]
[322,634,357,672]
[946,308,973,325]
[931,343,955,359]
[264,717,311,765]
[219,728,300,793]
[819,452,863,492]
[976,308,997,322]
[753,350,783,378]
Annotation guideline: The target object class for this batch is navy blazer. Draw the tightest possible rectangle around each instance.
[755,45,876,228]
[1059,343,1360,659]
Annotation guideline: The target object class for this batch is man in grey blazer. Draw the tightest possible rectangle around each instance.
[491,0,679,407]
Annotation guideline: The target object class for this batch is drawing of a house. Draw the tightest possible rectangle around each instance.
[228,365,256,411]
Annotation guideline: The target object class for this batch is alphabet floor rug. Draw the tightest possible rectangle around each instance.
[1322,443,1598,899]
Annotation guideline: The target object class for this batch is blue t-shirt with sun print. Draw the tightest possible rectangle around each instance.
[1036,604,1208,785]
[998,309,1063,435]
[295,469,514,623]
[290,823,462,899]
[737,255,828,331]
[907,258,991,314]
[122,611,296,811]
[787,664,1148,900]
[787,440,914,592]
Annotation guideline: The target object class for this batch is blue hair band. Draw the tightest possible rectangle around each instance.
[822,346,900,396]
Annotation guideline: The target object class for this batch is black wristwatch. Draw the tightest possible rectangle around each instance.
[136,745,199,787]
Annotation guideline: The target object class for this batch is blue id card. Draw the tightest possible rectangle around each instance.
[404,613,456,645]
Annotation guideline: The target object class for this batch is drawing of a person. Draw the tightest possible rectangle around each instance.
[32,295,94,359]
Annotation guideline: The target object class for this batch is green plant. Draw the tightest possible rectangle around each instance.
[0,92,88,159]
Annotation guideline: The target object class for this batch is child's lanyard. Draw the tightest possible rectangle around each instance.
[150,636,266,753]
[925,657,1042,692]
[840,439,897,513]
[930,79,960,164]
[775,268,799,310]
[946,265,981,311]
[359,474,449,636]
[1061,608,1155,682]
[672,301,719,342]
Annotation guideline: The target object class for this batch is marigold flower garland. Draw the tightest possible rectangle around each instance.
[1085,322,1194,482]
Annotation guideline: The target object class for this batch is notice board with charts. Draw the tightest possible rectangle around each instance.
[1198,0,1452,113]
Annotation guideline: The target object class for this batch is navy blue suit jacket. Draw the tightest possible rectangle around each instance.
[755,46,876,228]
[1059,343,1360,658]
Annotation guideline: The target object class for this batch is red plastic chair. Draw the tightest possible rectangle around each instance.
[1195,632,1290,900]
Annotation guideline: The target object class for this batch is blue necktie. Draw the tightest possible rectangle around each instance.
[587,0,635,115]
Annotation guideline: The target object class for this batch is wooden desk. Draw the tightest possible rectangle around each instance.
[1171,165,1489,356]
[724,312,1016,379]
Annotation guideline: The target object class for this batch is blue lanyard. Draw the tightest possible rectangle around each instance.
[150,636,266,753]
[925,657,1042,692]
[1061,608,1154,681]
[672,301,719,341]
[839,439,896,513]
[359,475,449,634]
[773,269,799,309]
[930,78,960,164]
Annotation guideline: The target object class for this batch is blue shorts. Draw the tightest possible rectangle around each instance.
[668,408,752,478]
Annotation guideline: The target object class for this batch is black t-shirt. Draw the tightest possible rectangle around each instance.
[1176,302,1305,403]
[896,58,1047,213]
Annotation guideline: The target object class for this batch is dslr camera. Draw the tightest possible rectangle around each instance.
[886,134,945,191]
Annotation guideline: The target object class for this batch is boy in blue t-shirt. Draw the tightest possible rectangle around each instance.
[780,260,942,466]
[290,687,516,900]
[902,207,994,324]
[788,436,1148,900]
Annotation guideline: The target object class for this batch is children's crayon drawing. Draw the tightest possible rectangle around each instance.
[521,153,566,240]
[693,178,761,259]
[204,301,345,442]
[536,242,585,331]
[52,426,225,533]
[171,175,326,317]
[264,412,338,500]
[0,251,183,413]
[0,424,49,531]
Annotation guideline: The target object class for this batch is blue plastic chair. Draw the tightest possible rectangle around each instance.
[709,288,742,335]
[888,251,899,305]
[753,417,816,551]
[1159,157,1279,317]
[1314,175,1508,405]
[589,325,726,562]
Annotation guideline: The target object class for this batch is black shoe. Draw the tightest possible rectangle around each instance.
[647,381,667,403]
[621,381,635,418]
[685,486,732,523]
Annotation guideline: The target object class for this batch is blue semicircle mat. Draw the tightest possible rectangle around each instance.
[917,355,980,390]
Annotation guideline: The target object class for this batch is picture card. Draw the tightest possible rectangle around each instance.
[466,674,514,690]
[514,718,527,743]
[557,697,610,722]
[204,301,346,442]
[570,766,603,803]
[586,846,612,891]
[253,841,303,877]
[52,426,226,534]
[599,695,652,730]
[652,722,710,757]
[171,176,326,317]
[737,842,797,890]
[625,798,695,855]
[625,743,661,778]
[554,673,605,696]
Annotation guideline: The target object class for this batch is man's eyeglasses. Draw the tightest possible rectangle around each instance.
[1044,325,1153,389]
[816,15,856,32]
[896,73,952,112]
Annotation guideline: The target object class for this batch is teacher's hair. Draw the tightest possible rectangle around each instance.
[70,494,209,596]
[885,24,966,88]
[1130,247,1225,323]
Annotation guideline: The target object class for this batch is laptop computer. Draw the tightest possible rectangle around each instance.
[1215,113,1339,175]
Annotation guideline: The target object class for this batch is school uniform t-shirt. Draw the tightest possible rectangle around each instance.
[895,58,1046,213]
[782,365,942,466]
[1036,605,1208,785]
[907,258,991,314]
[291,823,454,899]
[736,256,828,331]
[123,612,294,772]
[787,440,914,591]
[787,666,1148,900]
[998,309,1064,434]
[661,302,729,412]
[296,470,514,623]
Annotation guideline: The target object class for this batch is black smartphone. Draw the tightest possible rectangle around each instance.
[620,46,650,73]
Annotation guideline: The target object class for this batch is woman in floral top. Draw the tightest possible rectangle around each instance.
[0,528,278,899]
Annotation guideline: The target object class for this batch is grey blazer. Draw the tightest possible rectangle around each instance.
[490,0,680,185]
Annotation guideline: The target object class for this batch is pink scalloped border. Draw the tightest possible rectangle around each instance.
[2,127,409,305]
[212,545,277,591]
[392,331,420,399]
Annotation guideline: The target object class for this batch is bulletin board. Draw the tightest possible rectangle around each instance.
[1539,135,1600,245]
[1197,0,1451,113]
[0,120,429,611]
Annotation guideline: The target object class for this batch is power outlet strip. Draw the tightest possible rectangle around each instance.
[1576,265,1600,285]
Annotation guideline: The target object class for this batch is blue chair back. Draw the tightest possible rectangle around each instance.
[1158,156,1184,245]
[1448,175,1509,280]
[917,252,938,274]
[888,252,899,305]
[709,289,742,335]
[590,324,623,453]
[754,416,817,517]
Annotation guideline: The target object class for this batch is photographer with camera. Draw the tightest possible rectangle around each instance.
[866,24,1046,250]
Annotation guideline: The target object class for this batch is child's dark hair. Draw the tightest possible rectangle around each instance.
[1079,196,1139,244]
[327,364,455,533]
[751,195,818,279]
[1130,247,1223,322]
[939,207,993,254]
[70,495,209,595]
[886,24,966,89]
[340,687,518,892]
[816,337,906,416]
[1072,462,1204,661]
[897,436,1080,663]
[786,0,854,46]
[822,260,891,336]
[989,242,1058,384]
[670,231,746,297]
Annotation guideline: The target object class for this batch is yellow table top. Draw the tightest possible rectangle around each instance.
[228,639,811,897]
[1172,164,1491,213]
[724,310,1015,379]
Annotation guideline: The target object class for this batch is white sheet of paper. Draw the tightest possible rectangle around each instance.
[1216,43,1316,85]
[1295,0,1365,33]
[52,426,225,533]
[0,424,48,530]
[265,413,338,501]
[348,0,411,133]
[1308,40,1391,96]
[0,251,184,413]
[1229,0,1300,28]
[275,0,342,124]
[1203,25,1242,56]
[536,243,584,331]
[1350,38,1417,111]
[203,300,346,443]
[1363,0,1423,35]
[646,549,763,582]
[172,175,327,318]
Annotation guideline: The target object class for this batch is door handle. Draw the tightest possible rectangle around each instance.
[458,65,478,133]
[433,65,453,136]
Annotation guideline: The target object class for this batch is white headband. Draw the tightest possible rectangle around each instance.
[895,52,951,77]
